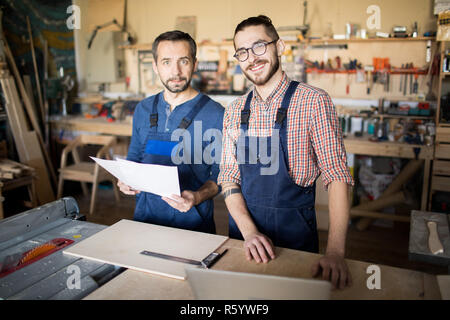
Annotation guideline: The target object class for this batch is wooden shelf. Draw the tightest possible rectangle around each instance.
[370,114,434,120]
[307,37,435,44]
[119,37,436,50]
[306,68,428,75]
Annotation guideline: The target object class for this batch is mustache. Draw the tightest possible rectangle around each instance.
[168,77,187,82]
[246,59,268,71]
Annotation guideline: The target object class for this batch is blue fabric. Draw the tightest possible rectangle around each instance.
[127,91,224,233]
[229,81,319,252]
[145,139,178,157]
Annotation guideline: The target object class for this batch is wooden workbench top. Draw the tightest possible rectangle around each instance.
[84,239,441,300]
[50,116,133,137]
[50,116,434,159]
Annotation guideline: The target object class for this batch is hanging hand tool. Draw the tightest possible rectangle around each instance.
[346,72,350,95]
[409,63,414,94]
[403,63,409,95]
[385,72,390,92]
[364,65,374,94]
[335,56,341,69]
[413,73,418,94]
[400,63,404,92]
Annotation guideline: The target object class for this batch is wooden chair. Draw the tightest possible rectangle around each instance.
[57,135,120,215]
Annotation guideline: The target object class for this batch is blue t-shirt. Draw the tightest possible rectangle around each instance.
[127,91,224,188]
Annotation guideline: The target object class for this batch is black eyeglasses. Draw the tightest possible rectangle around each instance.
[233,39,279,62]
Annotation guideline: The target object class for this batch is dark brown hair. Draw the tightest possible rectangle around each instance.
[152,30,197,62]
[233,15,279,46]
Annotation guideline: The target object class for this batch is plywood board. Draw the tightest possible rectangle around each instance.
[22,131,55,204]
[86,239,437,300]
[64,219,228,280]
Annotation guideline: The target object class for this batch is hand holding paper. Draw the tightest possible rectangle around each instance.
[90,157,181,199]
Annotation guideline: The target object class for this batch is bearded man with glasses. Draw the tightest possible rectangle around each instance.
[218,15,354,290]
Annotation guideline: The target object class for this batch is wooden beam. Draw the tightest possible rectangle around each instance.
[26,16,45,126]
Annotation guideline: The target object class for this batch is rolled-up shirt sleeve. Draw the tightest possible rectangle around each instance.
[218,103,241,186]
[310,93,354,189]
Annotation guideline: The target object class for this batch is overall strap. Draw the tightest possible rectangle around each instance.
[240,90,253,131]
[274,81,299,130]
[149,92,161,132]
[274,81,299,167]
[178,94,210,129]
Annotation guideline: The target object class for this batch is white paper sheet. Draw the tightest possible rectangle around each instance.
[90,157,180,198]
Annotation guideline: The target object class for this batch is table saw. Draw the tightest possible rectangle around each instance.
[0,197,123,300]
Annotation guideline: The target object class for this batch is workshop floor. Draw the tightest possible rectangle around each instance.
[69,187,448,275]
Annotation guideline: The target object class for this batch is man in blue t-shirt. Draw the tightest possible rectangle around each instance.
[118,31,224,234]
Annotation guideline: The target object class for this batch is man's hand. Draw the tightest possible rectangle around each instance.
[243,232,276,264]
[311,252,352,290]
[117,180,140,195]
[162,190,199,212]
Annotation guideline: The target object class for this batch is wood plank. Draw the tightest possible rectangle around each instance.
[22,131,55,204]
[50,116,132,136]
[431,176,450,192]
[64,219,228,280]
[350,208,410,222]
[344,136,434,159]
[22,75,36,113]
[435,143,450,159]
[436,126,450,143]
[433,160,450,176]
[85,238,433,300]
[26,16,45,126]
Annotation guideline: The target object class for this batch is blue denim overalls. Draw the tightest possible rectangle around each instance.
[134,92,216,234]
[229,81,319,252]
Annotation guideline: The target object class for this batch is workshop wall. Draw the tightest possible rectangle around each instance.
[126,0,435,43]
[74,0,437,97]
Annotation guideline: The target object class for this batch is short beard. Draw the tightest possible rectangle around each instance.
[162,77,190,93]
[244,58,280,86]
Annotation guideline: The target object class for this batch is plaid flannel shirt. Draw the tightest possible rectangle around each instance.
[218,72,354,189]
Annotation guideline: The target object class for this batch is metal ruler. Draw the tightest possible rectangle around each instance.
[140,249,227,269]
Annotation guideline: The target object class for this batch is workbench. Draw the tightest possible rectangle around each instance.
[344,133,434,214]
[0,199,444,300]
[50,115,132,137]
[84,238,442,300]
[50,115,434,215]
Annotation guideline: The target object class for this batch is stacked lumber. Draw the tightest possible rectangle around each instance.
[0,14,56,205]
[0,159,35,179]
